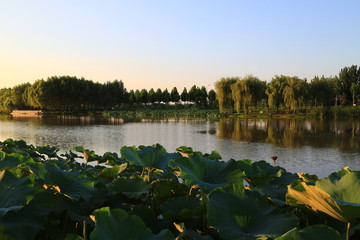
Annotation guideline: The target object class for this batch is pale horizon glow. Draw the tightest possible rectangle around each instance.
[0,0,359,91]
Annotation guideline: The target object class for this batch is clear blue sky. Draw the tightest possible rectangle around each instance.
[0,0,359,90]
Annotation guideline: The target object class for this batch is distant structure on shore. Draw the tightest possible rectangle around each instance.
[10,110,44,117]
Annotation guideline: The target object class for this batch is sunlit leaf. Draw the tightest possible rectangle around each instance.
[286,170,360,223]
[98,164,127,180]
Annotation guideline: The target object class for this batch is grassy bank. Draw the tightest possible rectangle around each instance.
[103,104,223,119]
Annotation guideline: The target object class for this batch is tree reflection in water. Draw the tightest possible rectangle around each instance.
[217,118,360,153]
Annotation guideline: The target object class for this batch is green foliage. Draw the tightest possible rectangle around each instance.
[207,184,299,240]
[1,138,360,239]
[276,225,341,240]
[169,152,244,193]
[90,207,174,240]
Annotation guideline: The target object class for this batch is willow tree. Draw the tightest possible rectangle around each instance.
[283,77,308,112]
[10,83,31,109]
[0,88,12,113]
[265,76,287,112]
[350,83,360,106]
[309,76,335,107]
[245,76,267,109]
[215,78,236,113]
[231,79,250,113]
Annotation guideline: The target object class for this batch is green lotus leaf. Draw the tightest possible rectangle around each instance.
[296,172,318,184]
[240,160,287,187]
[65,234,84,240]
[90,207,174,240]
[160,196,201,221]
[0,151,5,160]
[204,150,222,160]
[286,171,360,223]
[35,145,59,158]
[72,146,104,163]
[253,171,299,205]
[0,152,22,170]
[0,170,34,217]
[169,152,244,193]
[121,144,181,171]
[275,225,341,240]
[152,179,192,201]
[98,164,127,180]
[207,184,299,240]
[0,190,58,240]
[176,228,213,240]
[176,146,194,157]
[110,178,151,200]
[44,164,94,201]
[102,152,123,165]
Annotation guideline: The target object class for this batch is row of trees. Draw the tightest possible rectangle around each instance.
[215,65,360,113]
[0,76,217,113]
[128,86,217,108]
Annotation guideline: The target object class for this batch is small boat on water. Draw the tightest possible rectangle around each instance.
[10,110,44,117]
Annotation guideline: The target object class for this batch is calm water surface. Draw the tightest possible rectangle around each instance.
[0,115,359,178]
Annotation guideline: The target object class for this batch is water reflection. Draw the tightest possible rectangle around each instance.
[217,118,360,153]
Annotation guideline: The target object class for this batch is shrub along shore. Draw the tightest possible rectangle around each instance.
[0,139,359,239]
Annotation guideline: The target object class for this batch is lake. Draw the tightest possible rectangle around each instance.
[0,115,359,178]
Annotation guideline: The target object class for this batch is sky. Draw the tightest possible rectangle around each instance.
[0,0,359,91]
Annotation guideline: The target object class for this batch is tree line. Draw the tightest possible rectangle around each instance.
[0,76,217,113]
[215,65,360,113]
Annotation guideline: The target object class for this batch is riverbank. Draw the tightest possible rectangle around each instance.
[104,106,360,120]
[4,106,360,120]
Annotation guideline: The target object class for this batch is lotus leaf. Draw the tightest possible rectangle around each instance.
[35,145,59,158]
[286,171,360,223]
[121,144,181,171]
[176,146,193,157]
[152,179,192,201]
[207,184,299,240]
[65,234,84,240]
[44,164,94,201]
[0,190,58,240]
[275,225,341,240]
[90,207,174,240]
[253,171,299,205]
[205,150,222,160]
[176,228,213,240]
[98,164,127,180]
[102,152,123,165]
[160,196,201,221]
[110,178,151,200]
[239,160,288,187]
[0,170,34,217]
[0,152,22,170]
[169,152,244,193]
[73,146,104,163]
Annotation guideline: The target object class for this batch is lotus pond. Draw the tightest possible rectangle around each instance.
[1,139,360,239]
